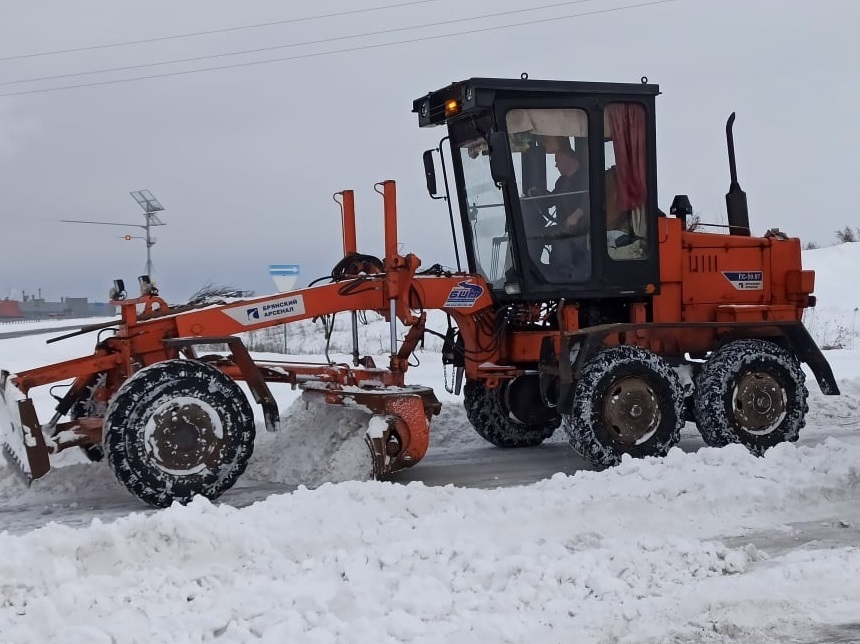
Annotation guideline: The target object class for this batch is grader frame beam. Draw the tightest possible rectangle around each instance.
[0,179,501,487]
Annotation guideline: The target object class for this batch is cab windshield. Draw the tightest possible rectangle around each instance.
[457,137,508,287]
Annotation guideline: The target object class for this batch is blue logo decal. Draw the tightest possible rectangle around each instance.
[722,271,764,291]
[247,307,260,320]
[445,281,484,308]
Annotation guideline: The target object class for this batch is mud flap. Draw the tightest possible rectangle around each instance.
[0,371,51,482]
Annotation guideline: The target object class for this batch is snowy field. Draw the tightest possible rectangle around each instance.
[1,246,860,643]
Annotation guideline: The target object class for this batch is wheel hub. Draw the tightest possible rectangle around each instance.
[144,398,225,475]
[602,376,661,446]
[733,372,786,434]
[172,421,201,451]
[504,375,558,426]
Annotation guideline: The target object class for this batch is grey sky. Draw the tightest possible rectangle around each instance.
[0,0,857,302]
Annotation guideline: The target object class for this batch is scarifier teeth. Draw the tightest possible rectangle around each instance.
[1,443,34,485]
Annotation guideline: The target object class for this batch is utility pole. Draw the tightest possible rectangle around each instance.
[61,190,166,277]
[130,190,165,277]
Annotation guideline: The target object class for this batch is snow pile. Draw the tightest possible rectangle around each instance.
[1,441,860,643]
[244,398,374,487]
[803,243,860,349]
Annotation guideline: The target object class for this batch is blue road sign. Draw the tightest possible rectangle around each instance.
[269,264,300,276]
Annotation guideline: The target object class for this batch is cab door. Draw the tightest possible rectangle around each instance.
[493,97,599,299]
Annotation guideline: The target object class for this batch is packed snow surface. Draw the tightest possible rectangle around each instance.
[1,246,859,643]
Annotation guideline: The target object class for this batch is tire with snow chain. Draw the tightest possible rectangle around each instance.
[463,377,560,448]
[694,339,808,455]
[104,359,255,508]
[563,345,685,469]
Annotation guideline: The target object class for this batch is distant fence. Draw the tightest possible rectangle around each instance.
[0,318,53,325]
[0,315,110,326]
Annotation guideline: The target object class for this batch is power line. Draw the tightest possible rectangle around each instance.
[0,0,686,99]
[0,0,445,63]
[0,0,606,88]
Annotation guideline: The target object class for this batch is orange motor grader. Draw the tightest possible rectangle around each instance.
[0,76,838,507]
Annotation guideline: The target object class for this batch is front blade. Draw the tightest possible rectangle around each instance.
[0,371,50,482]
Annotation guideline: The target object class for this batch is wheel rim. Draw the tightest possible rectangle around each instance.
[732,372,786,435]
[601,375,661,446]
[143,397,225,475]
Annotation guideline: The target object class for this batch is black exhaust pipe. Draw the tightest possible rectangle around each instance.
[725,112,751,236]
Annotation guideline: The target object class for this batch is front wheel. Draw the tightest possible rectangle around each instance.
[104,359,256,507]
[694,339,808,455]
[564,345,684,468]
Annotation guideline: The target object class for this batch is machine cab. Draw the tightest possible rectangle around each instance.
[414,77,661,302]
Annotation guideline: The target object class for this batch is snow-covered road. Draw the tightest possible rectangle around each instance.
[2,417,860,643]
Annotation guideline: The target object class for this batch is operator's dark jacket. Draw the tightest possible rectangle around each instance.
[549,167,589,235]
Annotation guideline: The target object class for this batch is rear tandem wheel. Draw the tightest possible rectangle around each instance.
[104,359,256,507]
[694,339,808,455]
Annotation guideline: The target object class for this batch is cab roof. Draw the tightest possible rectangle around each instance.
[412,77,660,127]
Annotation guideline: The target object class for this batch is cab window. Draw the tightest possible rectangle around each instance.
[604,102,649,261]
[457,137,508,286]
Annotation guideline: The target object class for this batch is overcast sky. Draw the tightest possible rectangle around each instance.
[0,0,857,303]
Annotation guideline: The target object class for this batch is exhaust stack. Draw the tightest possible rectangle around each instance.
[725,112,751,236]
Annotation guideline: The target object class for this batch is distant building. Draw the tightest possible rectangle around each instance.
[0,300,22,319]
[0,295,116,321]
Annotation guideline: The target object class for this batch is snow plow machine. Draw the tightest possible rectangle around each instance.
[0,77,839,507]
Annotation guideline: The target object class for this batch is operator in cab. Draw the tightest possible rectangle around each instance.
[527,140,590,278]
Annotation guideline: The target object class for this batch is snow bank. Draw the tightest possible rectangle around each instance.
[1,439,859,643]
[803,243,860,349]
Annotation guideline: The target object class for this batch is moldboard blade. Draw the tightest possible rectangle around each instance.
[0,371,50,482]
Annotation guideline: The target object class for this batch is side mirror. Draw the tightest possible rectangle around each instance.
[489,131,512,184]
[422,149,438,197]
